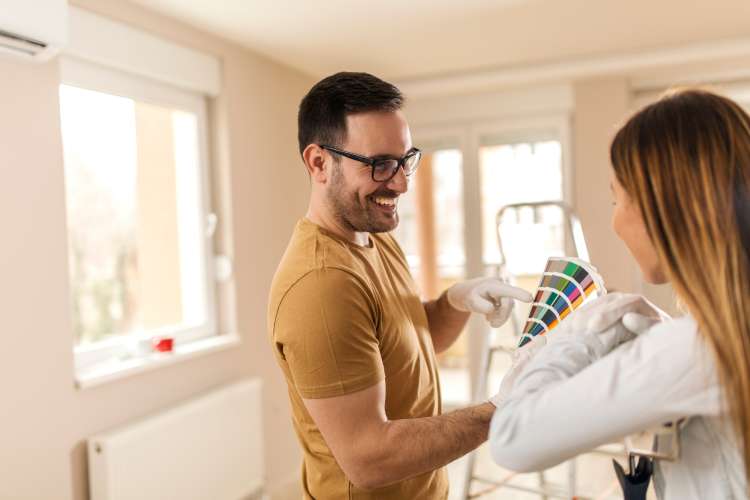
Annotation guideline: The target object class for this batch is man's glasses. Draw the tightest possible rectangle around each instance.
[320,145,422,182]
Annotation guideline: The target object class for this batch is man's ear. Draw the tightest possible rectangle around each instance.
[302,144,329,183]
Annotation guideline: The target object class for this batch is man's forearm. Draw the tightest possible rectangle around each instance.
[424,291,470,353]
[360,402,495,489]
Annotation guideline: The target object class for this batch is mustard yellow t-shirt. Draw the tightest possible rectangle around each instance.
[268,218,448,500]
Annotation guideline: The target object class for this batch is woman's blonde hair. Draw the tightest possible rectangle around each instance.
[611,88,750,481]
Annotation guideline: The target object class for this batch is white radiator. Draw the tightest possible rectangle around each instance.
[88,378,264,500]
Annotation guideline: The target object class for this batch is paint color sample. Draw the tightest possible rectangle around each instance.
[519,257,606,347]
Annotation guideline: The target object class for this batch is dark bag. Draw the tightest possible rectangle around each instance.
[612,454,653,500]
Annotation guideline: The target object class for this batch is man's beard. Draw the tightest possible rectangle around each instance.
[327,163,399,234]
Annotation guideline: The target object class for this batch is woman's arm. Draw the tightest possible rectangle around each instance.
[489,316,722,472]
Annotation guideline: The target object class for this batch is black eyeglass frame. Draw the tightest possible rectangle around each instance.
[319,144,422,182]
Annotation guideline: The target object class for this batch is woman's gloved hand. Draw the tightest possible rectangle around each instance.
[622,309,670,334]
[446,277,533,328]
[551,292,671,358]
[491,294,671,408]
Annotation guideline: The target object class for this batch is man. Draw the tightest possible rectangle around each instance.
[268,72,532,499]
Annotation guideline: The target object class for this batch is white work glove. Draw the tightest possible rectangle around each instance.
[622,309,670,335]
[489,336,547,407]
[551,292,671,358]
[446,277,533,328]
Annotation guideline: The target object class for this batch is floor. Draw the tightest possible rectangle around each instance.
[446,442,658,500]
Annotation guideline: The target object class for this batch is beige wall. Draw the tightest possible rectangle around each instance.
[572,78,638,294]
[572,77,678,313]
[0,56,76,500]
[0,1,314,499]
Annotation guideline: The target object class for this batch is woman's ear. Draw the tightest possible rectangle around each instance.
[302,144,329,183]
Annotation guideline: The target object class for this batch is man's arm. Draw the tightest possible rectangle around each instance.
[304,380,494,491]
[423,292,470,353]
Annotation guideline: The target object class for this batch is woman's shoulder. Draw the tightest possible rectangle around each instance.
[631,314,722,414]
[635,314,709,363]
[639,315,700,350]
[648,314,697,333]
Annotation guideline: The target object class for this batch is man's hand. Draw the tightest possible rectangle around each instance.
[446,277,532,328]
[490,336,547,407]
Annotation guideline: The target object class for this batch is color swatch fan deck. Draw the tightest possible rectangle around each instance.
[518,257,606,347]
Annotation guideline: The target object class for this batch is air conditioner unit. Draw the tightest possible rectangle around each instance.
[0,0,68,61]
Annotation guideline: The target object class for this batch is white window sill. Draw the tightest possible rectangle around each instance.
[75,334,241,389]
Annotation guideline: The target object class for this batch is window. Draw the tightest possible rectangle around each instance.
[392,149,465,284]
[392,174,419,270]
[479,137,564,276]
[60,62,221,380]
[432,150,466,278]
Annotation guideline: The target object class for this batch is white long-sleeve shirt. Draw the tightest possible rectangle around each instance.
[489,316,746,499]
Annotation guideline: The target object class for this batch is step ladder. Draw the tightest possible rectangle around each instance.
[460,201,624,500]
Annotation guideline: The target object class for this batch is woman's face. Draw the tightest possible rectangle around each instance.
[610,172,668,284]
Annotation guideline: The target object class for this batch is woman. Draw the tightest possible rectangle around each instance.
[489,89,749,499]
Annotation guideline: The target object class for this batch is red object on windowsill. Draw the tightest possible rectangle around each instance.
[152,337,174,353]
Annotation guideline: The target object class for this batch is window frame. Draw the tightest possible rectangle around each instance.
[59,58,219,375]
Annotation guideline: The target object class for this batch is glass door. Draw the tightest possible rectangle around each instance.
[397,120,570,406]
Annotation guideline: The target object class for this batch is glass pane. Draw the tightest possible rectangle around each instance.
[392,172,419,270]
[433,149,465,278]
[480,140,563,273]
[392,149,465,277]
[60,84,208,346]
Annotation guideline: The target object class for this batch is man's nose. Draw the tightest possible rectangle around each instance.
[386,166,409,193]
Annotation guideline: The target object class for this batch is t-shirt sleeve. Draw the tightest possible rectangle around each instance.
[273,267,385,399]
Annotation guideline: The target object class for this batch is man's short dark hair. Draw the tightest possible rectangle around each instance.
[297,72,404,156]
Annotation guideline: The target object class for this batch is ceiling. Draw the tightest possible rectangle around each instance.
[130,0,750,82]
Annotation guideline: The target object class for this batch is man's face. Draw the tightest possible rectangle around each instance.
[326,110,413,234]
